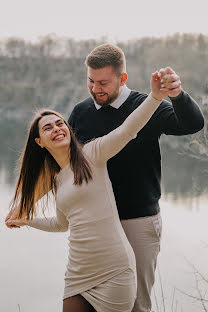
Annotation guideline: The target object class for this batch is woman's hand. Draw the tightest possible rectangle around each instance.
[6,217,27,228]
[5,210,20,228]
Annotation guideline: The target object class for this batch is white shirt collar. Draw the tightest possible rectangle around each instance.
[94,85,131,110]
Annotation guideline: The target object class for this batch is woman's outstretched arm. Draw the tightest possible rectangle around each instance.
[6,206,69,232]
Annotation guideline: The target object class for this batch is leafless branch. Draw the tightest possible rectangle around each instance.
[184,258,208,284]
[158,266,166,312]
[194,272,208,312]
[153,286,160,312]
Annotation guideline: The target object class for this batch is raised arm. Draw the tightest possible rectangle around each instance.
[156,67,204,135]
[86,71,169,164]
[6,206,69,232]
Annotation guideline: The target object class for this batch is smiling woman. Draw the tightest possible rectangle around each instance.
[9,109,92,221]
[5,72,166,312]
[35,115,71,168]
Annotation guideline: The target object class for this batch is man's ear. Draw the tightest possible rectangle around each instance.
[35,138,43,148]
[120,73,128,86]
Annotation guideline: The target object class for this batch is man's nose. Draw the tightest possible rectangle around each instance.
[92,83,101,93]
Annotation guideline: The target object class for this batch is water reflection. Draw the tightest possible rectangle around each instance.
[1,118,208,311]
[1,155,208,312]
[0,117,28,185]
[161,145,208,201]
[153,196,208,312]
[1,172,208,312]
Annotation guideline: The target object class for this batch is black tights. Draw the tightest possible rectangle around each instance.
[63,295,96,312]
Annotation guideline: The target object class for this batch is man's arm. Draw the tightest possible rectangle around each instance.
[156,67,204,135]
[156,91,204,135]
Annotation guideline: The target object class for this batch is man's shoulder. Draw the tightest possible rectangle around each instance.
[68,97,94,124]
[129,90,146,98]
[128,91,172,118]
[127,90,149,107]
[73,97,94,112]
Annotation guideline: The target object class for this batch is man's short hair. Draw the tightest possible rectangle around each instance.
[85,44,126,74]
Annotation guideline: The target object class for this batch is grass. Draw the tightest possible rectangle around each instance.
[153,259,208,312]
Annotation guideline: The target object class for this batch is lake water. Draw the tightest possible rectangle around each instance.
[1,149,208,312]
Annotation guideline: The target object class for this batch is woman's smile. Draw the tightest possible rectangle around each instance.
[53,133,66,141]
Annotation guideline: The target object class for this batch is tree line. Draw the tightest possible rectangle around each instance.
[0,33,208,116]
[1,33,208,183]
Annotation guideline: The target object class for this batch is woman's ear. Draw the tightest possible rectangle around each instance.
[35,138,43,148]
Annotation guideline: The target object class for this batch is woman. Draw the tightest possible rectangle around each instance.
[6,72,167,312]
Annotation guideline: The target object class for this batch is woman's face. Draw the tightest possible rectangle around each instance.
[35,114,71,153]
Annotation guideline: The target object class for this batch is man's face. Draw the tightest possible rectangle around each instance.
[87,66,123,106]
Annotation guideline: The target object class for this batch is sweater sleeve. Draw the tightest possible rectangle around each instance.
[157,91,204,135]
[85,93,161,164]
[27,206,69,232]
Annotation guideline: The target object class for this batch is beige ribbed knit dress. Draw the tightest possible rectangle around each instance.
[28,94,161,312]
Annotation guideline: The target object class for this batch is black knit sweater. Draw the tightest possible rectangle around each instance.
[68,90,204,220]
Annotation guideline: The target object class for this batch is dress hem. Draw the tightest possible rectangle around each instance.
[63,267,131,300]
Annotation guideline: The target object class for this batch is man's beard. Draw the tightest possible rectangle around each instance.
[90,90,120,107]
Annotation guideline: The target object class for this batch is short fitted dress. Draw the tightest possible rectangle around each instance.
[28,94,160,312]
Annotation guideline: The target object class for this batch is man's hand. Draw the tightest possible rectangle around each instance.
[159,67,182,98]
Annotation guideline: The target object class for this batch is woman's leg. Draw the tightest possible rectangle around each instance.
[63,294,96,312]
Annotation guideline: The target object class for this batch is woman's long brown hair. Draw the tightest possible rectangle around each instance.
[10,109,92,220]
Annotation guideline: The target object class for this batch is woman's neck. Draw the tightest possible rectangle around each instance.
[49,147,70,169]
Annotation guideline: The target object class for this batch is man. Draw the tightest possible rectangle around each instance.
[68,44,204,312]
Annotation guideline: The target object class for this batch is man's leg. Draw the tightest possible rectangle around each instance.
[121,213,162,312]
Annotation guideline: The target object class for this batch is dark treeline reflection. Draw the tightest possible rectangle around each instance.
[161,142,208,199]
[0,118,27,184]
[1,33,208,198]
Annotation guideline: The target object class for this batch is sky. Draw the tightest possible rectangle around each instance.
[0,0,208,41]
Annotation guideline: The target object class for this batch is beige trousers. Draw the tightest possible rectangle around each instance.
[121,213,162,312]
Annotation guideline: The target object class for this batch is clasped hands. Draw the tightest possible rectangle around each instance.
[151,66,182,101]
